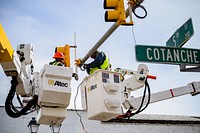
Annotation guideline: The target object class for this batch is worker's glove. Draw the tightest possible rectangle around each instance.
[83,64,88,69]
[72,73,79,81]
[74,59,82,67]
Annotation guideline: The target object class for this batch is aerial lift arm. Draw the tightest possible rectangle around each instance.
[0,24,37,118]
[0,24,14,63]
[124,81,200,112]
[106,69,198,122]
[0,24,73,128]
[80,64,200,121]
[115,67,200,118]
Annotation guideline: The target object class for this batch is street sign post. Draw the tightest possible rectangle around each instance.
[135,45,200,65]
[166,18,194,47]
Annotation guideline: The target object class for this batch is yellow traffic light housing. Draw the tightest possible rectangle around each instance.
[104,0,126,25]
[55,45,71,67]
[103,0,134,25]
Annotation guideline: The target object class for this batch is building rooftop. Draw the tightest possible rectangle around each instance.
[104,113,200,125]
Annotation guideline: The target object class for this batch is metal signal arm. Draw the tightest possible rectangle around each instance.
[75,1,146,67]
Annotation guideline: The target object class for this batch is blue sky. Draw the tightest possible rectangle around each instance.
[0,0,200,116]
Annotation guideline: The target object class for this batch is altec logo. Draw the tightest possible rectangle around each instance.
[88,84,97,93]
[48,79,68,87]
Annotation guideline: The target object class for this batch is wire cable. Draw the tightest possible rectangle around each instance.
[132,4,147,19]
[128,79,151,118]
[74,81,88,133]
[115,79,151,120]
[131,26,137,45]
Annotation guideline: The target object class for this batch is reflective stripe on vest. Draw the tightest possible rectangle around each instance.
[100,56,109,69]
[89,56,110,75]
[52,62,62,66]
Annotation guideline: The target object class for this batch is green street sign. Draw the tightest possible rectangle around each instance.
[166,18,194,47]
[135,45,200,65]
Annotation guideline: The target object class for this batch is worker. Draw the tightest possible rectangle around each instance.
[49,51,65,66]
[83,51,111,75]
[50,51,79,80]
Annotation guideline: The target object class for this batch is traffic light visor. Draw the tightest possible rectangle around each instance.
[104,0,118,9]
[105,11,120,22]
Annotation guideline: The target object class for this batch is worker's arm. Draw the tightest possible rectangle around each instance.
[87,52,106,68]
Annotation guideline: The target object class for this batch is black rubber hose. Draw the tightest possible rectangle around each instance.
[137,80,151,113]
[5,76,38,118]
[132,4,147,19]
[128,79,151,119]
[19,95,38,115]
[17,95,23,107]
[5,77,20,118]
[127,80,147,119]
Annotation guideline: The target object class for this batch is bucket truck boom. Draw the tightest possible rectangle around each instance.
[80,64,200,121]
[0,24,73,127]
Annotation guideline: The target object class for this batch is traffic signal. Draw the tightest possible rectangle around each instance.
[55,45,70,67]
[104,0,126,25]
